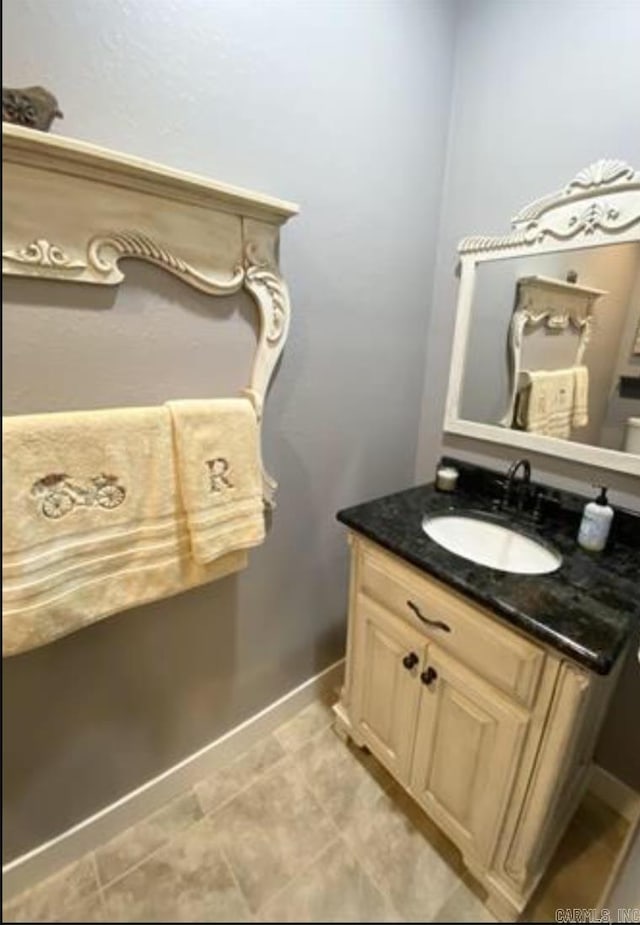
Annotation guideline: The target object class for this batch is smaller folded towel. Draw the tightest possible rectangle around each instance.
[516,369,576,439]
[167,399,265,564]
[572,365,589,429]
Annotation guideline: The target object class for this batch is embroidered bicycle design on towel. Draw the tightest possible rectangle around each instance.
[31,473,127,519]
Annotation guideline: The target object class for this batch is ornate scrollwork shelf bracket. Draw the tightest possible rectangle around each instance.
[3,238,86,272]
[86,231,246,294]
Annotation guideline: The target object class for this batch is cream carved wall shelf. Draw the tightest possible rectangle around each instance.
[500,275,608,428]
[2,123,299,505]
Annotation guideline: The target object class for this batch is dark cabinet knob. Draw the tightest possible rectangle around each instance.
[420,666,438,686]
[402,652,419,670]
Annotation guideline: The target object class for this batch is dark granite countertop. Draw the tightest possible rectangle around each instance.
[336,460,639,675]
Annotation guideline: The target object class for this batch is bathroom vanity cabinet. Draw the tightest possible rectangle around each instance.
[333,533,621,921]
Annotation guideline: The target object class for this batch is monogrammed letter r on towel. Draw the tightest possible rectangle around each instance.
[167,398,266,565]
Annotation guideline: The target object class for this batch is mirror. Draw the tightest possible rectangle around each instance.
[444,160,640,476]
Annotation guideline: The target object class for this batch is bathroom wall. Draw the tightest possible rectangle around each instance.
[414,0,640,789]
[2,0,458,859]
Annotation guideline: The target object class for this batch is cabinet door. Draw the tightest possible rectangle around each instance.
[410,646,529,866]
[351,596,424,783]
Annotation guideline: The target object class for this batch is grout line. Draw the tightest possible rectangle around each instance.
[87,851,102,896]
[95,786,203,894]
[336,830,405,923]
[3,849,104,917]
[92,884,106,921]
[99,702,330,900]
[198,703,334,820]
[101,739,309,892]
[274,717,334,756]
[3,658,346,902]
[215,713,344,918]
[85,851,101,896]
[209,707,344,918]
[215,842,256,923]
[13,696,338,920]
[199,751,290,820]
[254,834,343,919]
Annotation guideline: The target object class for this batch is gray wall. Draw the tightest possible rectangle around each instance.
[2,0,458,860]
[414,0,640,788]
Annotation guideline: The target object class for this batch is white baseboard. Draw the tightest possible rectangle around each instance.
[2,658,345,902]
[588,764,640,824]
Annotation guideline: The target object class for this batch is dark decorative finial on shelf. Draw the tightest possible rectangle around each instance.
[3,85,63,132]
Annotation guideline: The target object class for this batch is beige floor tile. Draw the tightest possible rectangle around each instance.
[2,855,99,923]
[95,790,202,887]
[211,757,336,912]
[195,734,286,815]
[343,787,461,922]
[54,891,107,923]
[273,700,334,753]
[102,814,251,922]
[293,724,395,831]
[433,880,496,923]
[388,786,467,879]
[258,837,397,922]
[8,697,629,925]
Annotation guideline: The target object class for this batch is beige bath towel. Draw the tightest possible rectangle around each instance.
[167,399,265,564]
[516,369,576,438]
[572,365,589,428]
[2,407,246,656]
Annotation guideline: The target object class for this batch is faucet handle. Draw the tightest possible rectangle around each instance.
[490,477,510,511]
[528,486,547,523]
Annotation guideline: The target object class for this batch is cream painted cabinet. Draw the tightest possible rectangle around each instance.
[350,597,423,783]
[410,646,528,867]
[334,533,622,922]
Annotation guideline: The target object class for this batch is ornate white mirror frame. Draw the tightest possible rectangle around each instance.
[443,159,640,476]
[2,124,299,505]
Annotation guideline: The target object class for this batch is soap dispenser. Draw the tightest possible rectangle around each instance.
[577,487,614,552]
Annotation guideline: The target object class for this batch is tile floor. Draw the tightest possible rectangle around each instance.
[3,693,629,923]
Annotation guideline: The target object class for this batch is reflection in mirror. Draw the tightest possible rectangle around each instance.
[445,159,640,475]
[460,243,640,454]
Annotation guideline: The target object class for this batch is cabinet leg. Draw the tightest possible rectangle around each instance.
[332,700,366,748]
[484,888,522,922]
[332,719,350,744]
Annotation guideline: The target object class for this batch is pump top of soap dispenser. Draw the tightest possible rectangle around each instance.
[595,487,609,505]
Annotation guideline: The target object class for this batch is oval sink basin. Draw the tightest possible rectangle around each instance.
[422,513,562,575]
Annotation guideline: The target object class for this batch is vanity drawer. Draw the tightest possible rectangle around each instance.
[357,540,545,709]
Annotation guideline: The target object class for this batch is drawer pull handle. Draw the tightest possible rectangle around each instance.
[402,652,419,670]
[421,666,438,686]
[407,600,451,633]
